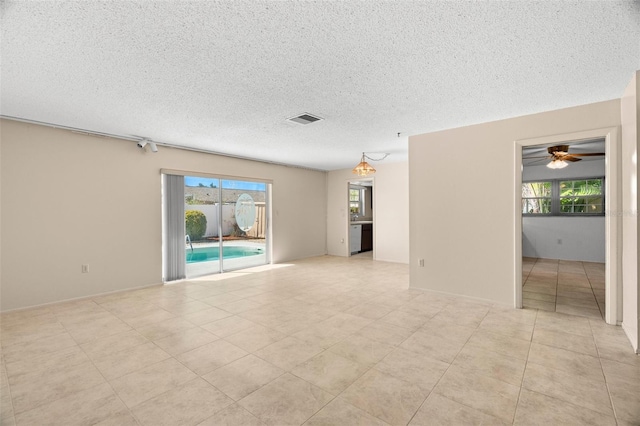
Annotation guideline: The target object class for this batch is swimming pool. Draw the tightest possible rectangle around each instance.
[186,246,264,263]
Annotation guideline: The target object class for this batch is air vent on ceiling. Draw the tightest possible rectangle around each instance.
[287,113,323,125]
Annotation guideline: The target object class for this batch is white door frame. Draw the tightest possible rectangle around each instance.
[514,127,621,325]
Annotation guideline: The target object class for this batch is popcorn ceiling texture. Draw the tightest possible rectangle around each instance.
[1,1,639,170]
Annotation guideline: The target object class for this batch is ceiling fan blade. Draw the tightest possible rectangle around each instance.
[547,145,569,154]
[564,156,582,162]
[569,152,605,157]
[529,158,549,164]
[522,155,551,160]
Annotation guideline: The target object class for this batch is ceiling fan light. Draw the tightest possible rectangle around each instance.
[547,159,568,169]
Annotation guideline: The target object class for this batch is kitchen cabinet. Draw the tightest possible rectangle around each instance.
[361,223,373,252]
[350,223,373,254]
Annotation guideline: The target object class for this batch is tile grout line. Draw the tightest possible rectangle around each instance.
[242,303,412,425]
[526,258,607,318]
[43,306,143,426]
[69,302,146,426]
[523,257,558,313]
[393,304,452,426]
[197,352,287,424]
[588,319,619,424]
[404,306,504,425]
[553,260,559,313]
[9,312,96,418]
[522,326,618,421]
[511,307,538,425]
[309,300,425,426]
[2,357,18,426]
[585,264,606,321]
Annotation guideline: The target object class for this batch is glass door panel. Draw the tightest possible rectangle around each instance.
[184,176,221,278]
[220,179,268,271]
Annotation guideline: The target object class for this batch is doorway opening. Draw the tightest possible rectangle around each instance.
[348,178,374,258]
[515,128,621,325]
[522,139,605,318]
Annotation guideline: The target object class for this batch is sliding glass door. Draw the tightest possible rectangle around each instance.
[220,179,268,271]
[178,174,269,279]
[184,176,221,278]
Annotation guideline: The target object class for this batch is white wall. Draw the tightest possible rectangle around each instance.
[409,100,621,305]
[522,159,605,262]
[522,217,605,262]
[621,71,639,352]
[0,121,3,312]
[0,119,328,311]
[327,162,409,264]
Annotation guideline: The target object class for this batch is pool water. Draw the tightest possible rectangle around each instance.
[186,246,264,263]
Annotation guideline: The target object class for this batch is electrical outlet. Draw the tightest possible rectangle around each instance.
[341,238,344,243]
[82,264,89,273]
[557,239,562,245]
[419,259,425,267]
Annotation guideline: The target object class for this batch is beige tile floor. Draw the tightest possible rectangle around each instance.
[1,256,638,425]
[523,257,606,319]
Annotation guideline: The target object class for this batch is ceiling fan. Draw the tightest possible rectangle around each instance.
[523,145,605,169]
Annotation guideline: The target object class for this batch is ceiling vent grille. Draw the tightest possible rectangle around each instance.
[287,113,323,125]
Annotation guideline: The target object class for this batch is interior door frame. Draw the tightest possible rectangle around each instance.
[514,127,621,325]
[346,177,375,258]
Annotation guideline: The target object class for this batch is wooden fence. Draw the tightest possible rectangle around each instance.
[245,203,266,239]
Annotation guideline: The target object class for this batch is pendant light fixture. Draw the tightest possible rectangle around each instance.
[352,152,390,176]
[352,153,376,176]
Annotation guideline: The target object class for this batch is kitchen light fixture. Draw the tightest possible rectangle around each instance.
[547,159,568,169]
[352,152,390,176]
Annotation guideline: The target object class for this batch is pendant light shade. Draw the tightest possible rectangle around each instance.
[352,153,376,176]
[351,152,390,176]
[547,159,568,169]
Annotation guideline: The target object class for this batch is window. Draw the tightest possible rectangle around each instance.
[522,177,604,216]
[349,188,365,215]
[522,182,552,214]
[560,179,604,214]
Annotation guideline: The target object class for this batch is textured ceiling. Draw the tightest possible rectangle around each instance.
[1,1,639,171]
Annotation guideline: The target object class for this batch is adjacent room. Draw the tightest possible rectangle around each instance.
[1,2,639,425]
[521,139,607,317]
